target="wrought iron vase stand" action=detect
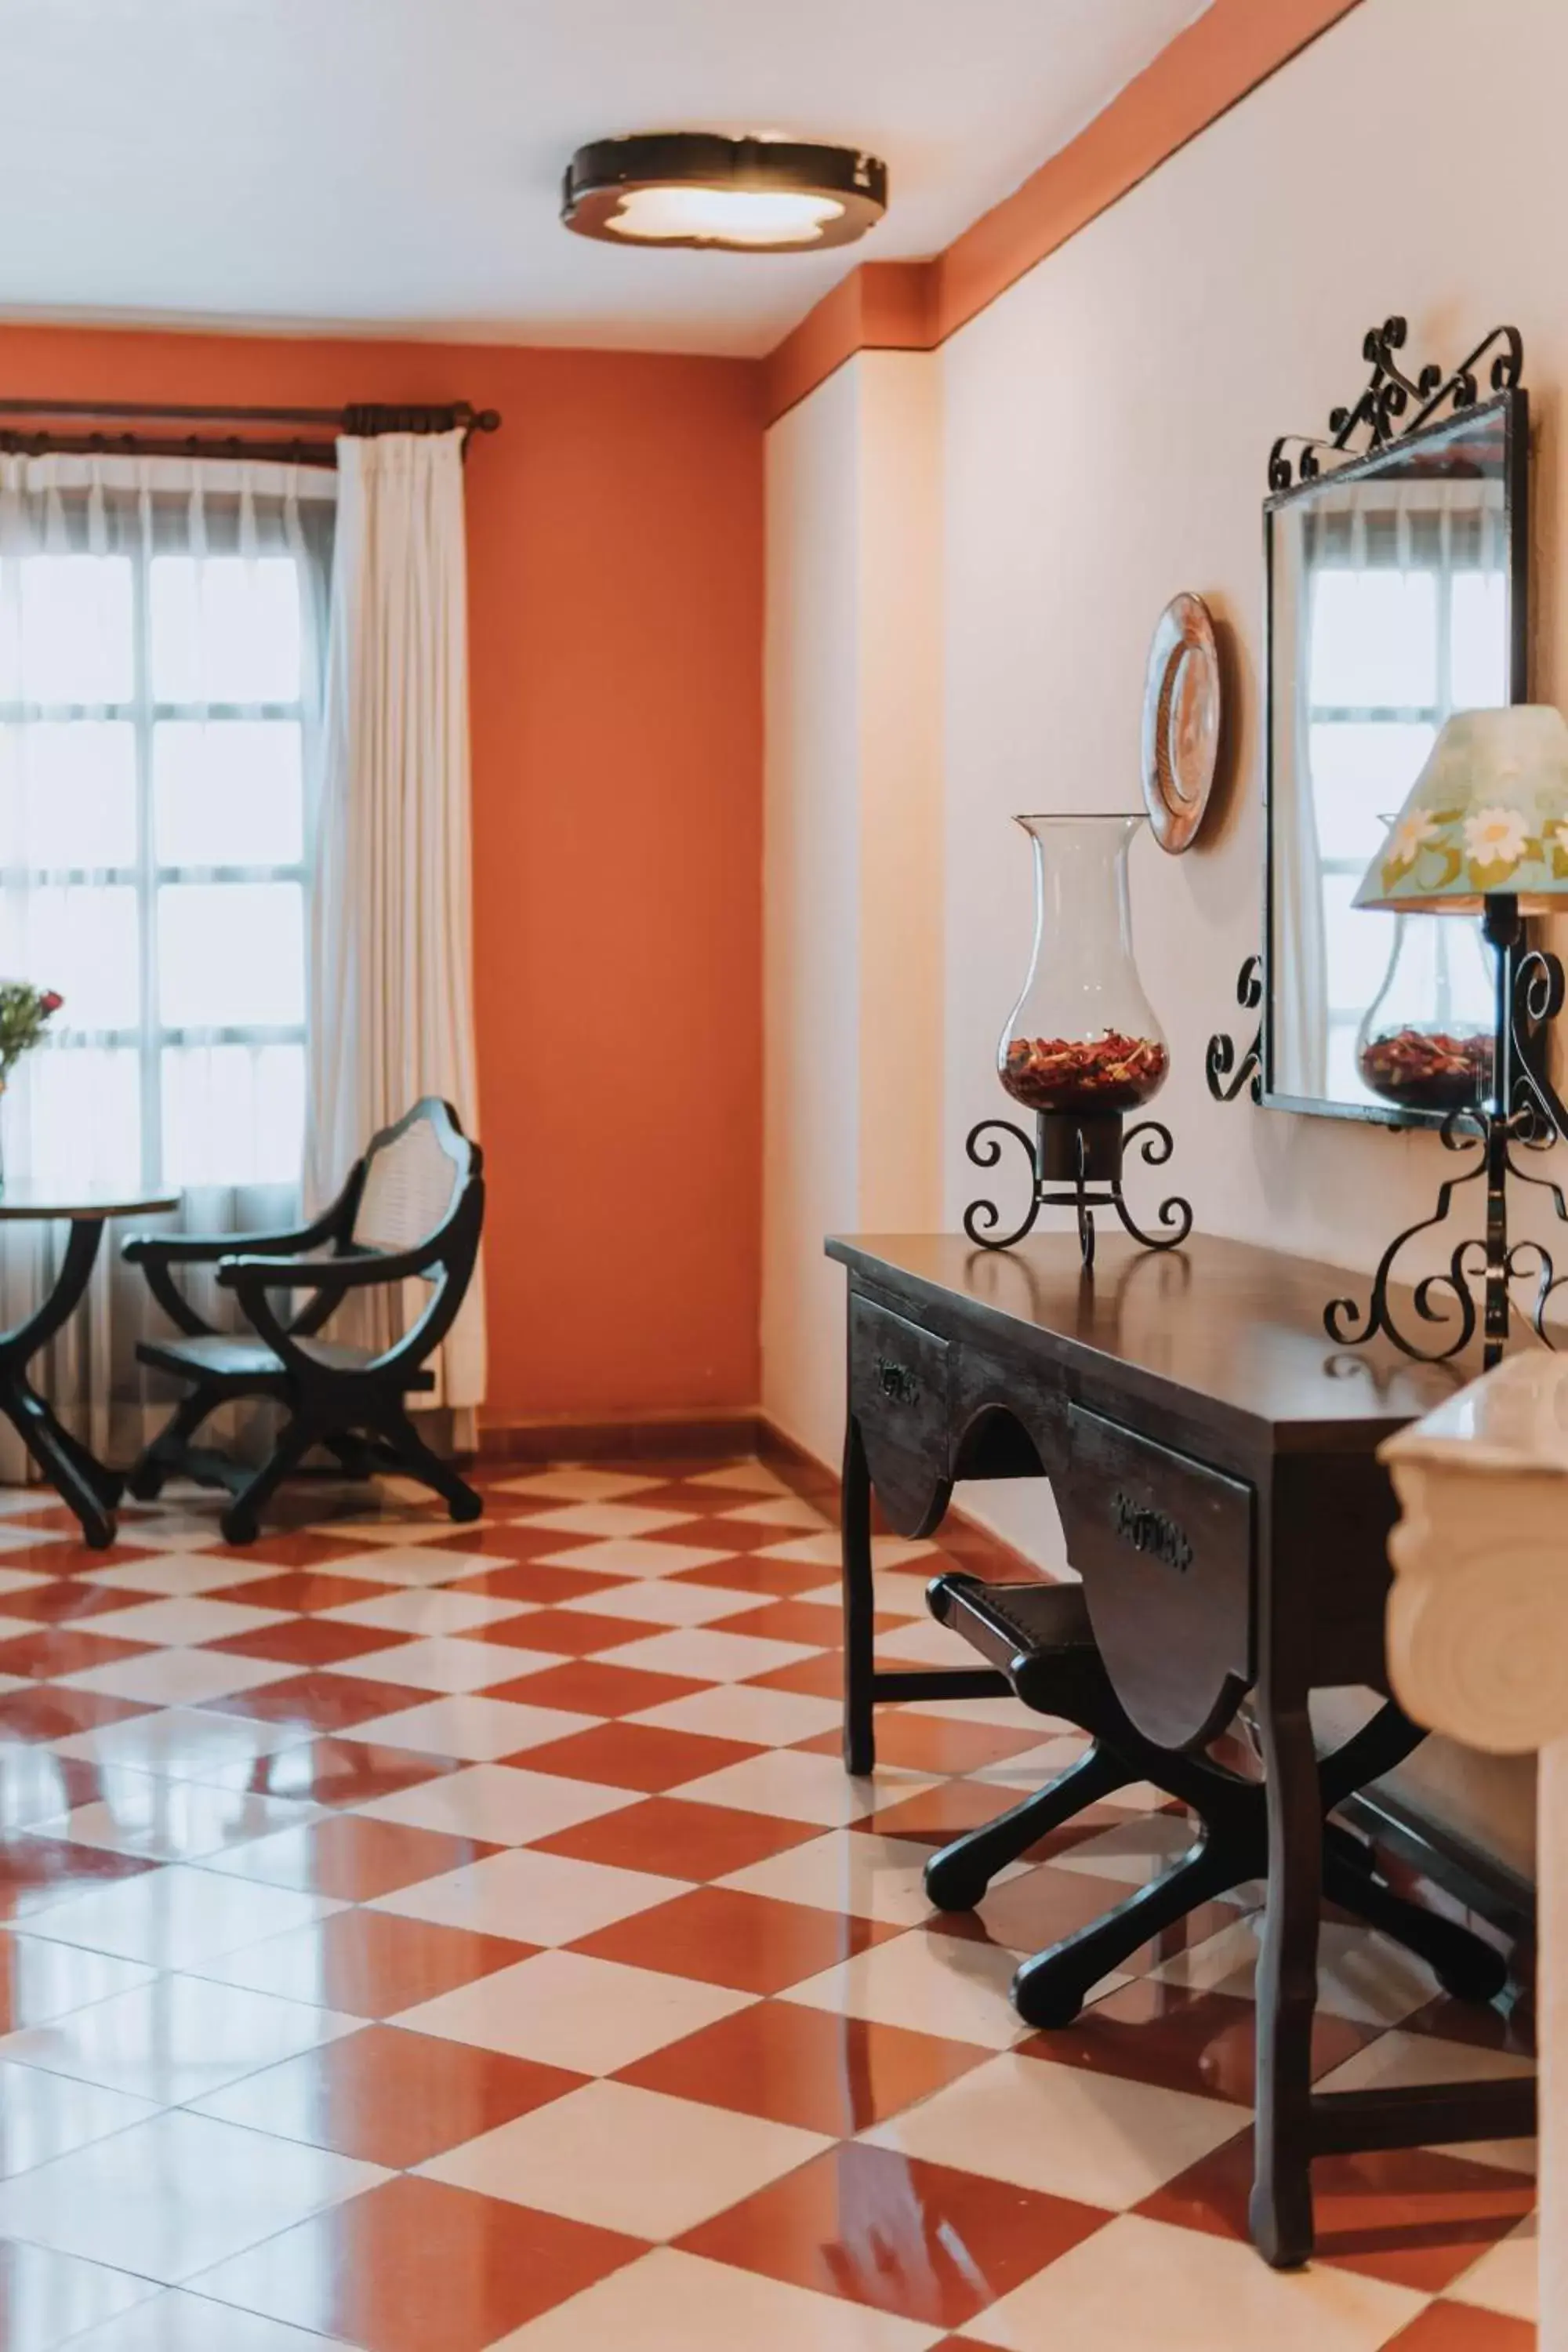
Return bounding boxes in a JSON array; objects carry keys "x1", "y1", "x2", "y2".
[{"x1": 964, "y1": 1109, "x2": 1193, "y2": 1271}]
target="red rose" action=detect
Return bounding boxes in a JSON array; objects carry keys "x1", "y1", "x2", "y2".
[{"x1": 38, "y1": 992, "x2": 63, "y2": 1014}]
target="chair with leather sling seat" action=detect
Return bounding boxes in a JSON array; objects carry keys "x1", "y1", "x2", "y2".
[
  {"x1": 122, "y1": 1098, "x2": 485, "y2": 1546},
  {"x1": 923, "y1": 1570, "x2": 1511, "y2": 2029}
]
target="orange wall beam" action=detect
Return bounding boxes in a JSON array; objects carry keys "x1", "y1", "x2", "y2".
[{"x1": 763, "y1": 0, "x2": 1366, "y2": 424}]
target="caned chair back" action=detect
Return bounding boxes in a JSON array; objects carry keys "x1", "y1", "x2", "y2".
[{"x1": 350, "y1": 1102, "x2": 471, "y2": 1263}]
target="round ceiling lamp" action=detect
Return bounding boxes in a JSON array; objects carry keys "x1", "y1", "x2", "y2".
[{"x1": 561, "y1": 133, "x2": 887, "y2": 253}]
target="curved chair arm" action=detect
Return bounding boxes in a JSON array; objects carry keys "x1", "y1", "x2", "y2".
[
  {"x1": 220, "y1": 1174, "x2": 480, "y2": 1389},
  {"x1": 122, "y1": 1208, "x2": 345, "y2": 1272},
  {"x1": 216, "y1": 1237, "x2": 445, "y2": 1291},
  {"x1": 218, "y1": 1235, "x2": 450, "y2": 1388},
  {"x1": 122, "y1": 1171, "x2": 365, "y2": 1341}
]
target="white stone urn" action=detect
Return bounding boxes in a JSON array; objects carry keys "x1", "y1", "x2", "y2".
[{"x1": 1382, "y1": 1352, "x2": 1567, "y2": 2347}]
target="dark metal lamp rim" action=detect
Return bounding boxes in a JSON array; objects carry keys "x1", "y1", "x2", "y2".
[{"x1": 561, "y1": 132, "x2": 887, "y2": 250}]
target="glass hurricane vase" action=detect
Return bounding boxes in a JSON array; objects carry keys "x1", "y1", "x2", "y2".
[{"x1": 998, "y1": 814, "x2": 1167, "y2": 1174}]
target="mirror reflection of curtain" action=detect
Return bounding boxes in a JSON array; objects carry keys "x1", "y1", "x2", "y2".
[{"x1": 1273, "y1": 501, "x2": 1328, "y2": 1096}]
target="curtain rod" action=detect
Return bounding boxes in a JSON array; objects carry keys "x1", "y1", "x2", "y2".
[{"x1": 0, "y1": 398, "x2": 501, "y2": 470}]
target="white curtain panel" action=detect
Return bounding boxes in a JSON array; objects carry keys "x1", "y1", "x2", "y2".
[
  {"x1": 0, "y1": 452, "x2": 336, "y2": 1471},
  {"x1": 307, "y1": 430, "x2": 486, "y2": 1416}
]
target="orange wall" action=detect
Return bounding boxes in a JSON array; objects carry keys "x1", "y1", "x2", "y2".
[{"x1": 0, "y1": 325, "x2": 765, "y2": 1420}]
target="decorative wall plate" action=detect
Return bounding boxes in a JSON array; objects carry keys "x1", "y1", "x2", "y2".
[{"x1": 1141, "y1": 592, "x2": 1221, "y2": 854}]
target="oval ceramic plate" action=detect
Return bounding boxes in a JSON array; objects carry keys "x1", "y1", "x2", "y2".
[{"x1": 1141, "y1": 592, "x2": 1221, "y2": 854}]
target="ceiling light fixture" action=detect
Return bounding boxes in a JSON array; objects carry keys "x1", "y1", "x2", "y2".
[{"x1": 561, "y1": 133, "x2": 887, "y2": 254}]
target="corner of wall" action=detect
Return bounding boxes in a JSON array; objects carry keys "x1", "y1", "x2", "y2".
[
  {"x1": 855, "y1": 350, "x2": 946, "y2": 1235},
  {"x1": 760, "y1": 349, "x2": 946, "y2": 1464}
]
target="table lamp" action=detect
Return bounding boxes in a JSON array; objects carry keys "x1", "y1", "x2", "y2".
[{"x1": 1330, "y1": 702, "x2": 1568, "y2": 1367}]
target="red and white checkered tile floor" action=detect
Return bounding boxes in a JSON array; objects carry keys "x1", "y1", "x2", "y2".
[{"x1": 0, "y1": 1457, "x2": 1536, "y2": 2350}]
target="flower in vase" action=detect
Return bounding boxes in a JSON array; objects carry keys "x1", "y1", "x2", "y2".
[{"x1": 0, "y1": 981, "x2": 65, "y2": 1080}]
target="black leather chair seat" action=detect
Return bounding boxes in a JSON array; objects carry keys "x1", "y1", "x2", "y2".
[{"x1": 929, "y1": 1574, "x2": 1094, "y2": 1665}]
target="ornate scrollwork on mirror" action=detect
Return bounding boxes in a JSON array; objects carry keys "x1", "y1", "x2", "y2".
[{"x1": 1266, "y1": 316, "x2": 1525, "y2": 492}]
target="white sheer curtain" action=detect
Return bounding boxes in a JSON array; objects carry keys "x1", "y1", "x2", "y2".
[
  {"x1": 307, "y1": 430, "x2": 485, "y2": 1423},
  {"x1": 0, "y1": 452, "x2": 336, "y2": 1469}
]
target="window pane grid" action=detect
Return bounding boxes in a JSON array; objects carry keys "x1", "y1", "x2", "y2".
[
  {"x1": 2, "y1": 535, "x2": 314, "y2": 1190},
  {"x1": 0, "y1": 866, "x2": 308, "y2": 884},
  {"x1": 0, "y1": 704, "x2": 304, "y2": 720}
]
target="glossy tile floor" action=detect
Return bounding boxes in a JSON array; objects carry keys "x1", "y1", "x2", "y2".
[{"x1": 0, "y1": 1457, "x2": 1536, "y2": 2350}]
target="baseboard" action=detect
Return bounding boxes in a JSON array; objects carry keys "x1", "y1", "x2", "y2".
[
  {"x1": 476, "y1": 1403, "x2": 1046, "y2": 1581},
  {"x1": 755, "y1": 1416, "x2": 1050, "y2": 1584},
  {"x1": 477, "y1": 1406, "x2": 763, "y2": 1465}
]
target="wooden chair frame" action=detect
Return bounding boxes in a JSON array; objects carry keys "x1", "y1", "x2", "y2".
[
  {"x1": 123, "y1": 1098, "x2": 485, "y2": 1544},
  {"x1": 923, "y1": 1570, "x2": 1509, "y2": 2027}
]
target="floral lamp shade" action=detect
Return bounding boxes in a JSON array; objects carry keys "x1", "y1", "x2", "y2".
[{"x1": 1353, "y1": 704, "x2": 1568, "y2": 913}]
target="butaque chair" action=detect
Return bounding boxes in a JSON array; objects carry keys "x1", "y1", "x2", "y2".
[
  {"x1": 924, "y1": 1570, "x2": 1509, "y2": 2027},
  {"x1": 122, "y1": 1098, "x2": 485, "y2": 1544}
]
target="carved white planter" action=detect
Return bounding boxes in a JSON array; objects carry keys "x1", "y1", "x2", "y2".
[{"x1": 1383, "y1": 1352, "x2": 1566, "y2": 2348}]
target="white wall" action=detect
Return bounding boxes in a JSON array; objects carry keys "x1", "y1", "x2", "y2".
[
  {"x1": 935, "y1": 0, "x2": 1568, "y2": 1562},
  {"x1": 761, "y1": 353, "x2": 943, "y2": 1465},
  {"x1": 763, "y1": 0, "x2": 1559, "y2": 1863},
  {"x1": 763, "y1": 364, "x2": 862, "y2": 1470},
  {"x1": 766, "y1": 0, "x2": 1568, "y2": 1552}
]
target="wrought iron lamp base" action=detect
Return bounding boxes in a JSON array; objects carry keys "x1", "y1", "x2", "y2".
[{"x1": 964, "y1": 1109, "x2": 1193, "y2": 1271}]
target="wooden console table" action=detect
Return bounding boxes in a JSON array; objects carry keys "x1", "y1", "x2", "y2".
[{"x1": 829, "y1": 1229, "x2": 1537, "y2": 2267}]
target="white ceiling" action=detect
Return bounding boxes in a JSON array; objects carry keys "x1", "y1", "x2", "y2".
[{"x1": 0, "y1": 0, "x2": 1210, "y2": 355}]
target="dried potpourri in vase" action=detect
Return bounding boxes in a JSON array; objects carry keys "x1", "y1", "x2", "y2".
[{"x1": 997, "y1": 815, "x2": 1170, "y2": 1126}]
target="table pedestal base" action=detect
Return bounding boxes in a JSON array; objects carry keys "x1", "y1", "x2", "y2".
[{"x1": 0, "y1": 1218, "x2": 123, "y2": 1548}]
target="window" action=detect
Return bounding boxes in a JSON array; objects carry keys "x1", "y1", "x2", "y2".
[{"x1": 0, "y1": 463, "x2": 334, "y2": 1196}]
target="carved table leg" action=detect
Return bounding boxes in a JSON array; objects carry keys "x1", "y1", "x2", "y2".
[
  {"x1": 841, "y1": 1413, "x2": 877, "y2": 1777},
  {"x1": 1250, "y1": 1660, "x2": 1323, "y2": 2268}
]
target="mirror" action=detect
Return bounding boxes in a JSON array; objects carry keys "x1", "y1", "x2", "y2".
[{"x1": 1264, "y1": 391, "x2": 1527, "y2": 1123}]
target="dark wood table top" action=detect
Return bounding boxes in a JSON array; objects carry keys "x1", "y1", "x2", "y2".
[
  {"x1": 827, "y1": 1231, "x2": 1477, "y2": 1455},
  {"x1": 0, "y1": 1189, "x2": 179, "y2": 1223}
]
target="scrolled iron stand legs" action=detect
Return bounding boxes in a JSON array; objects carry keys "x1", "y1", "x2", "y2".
[
  {"x1": 964, "y1": 1110, "x2": 1192, "y2": 1268},
  {"x1": 0, "y1": 1218, "x2": 122, "y2": 1548}
]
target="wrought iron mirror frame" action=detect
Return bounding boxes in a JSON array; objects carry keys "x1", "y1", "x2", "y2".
[{"x1": 1256, "y1": 322, "x2": 1530, "y2": 1132}]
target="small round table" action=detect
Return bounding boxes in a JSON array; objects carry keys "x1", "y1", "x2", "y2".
[{"x1": 0, "y1": 1189, "x2": 179, "y2": 1548}]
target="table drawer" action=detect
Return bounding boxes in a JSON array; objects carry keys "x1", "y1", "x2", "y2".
[
  {"x1": 849, "y1": 1296, "x2": 950, "y2": 1530},
  {"x1": 1057, "y1": 1403, "x2": 1254, "y2": 1751}
]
